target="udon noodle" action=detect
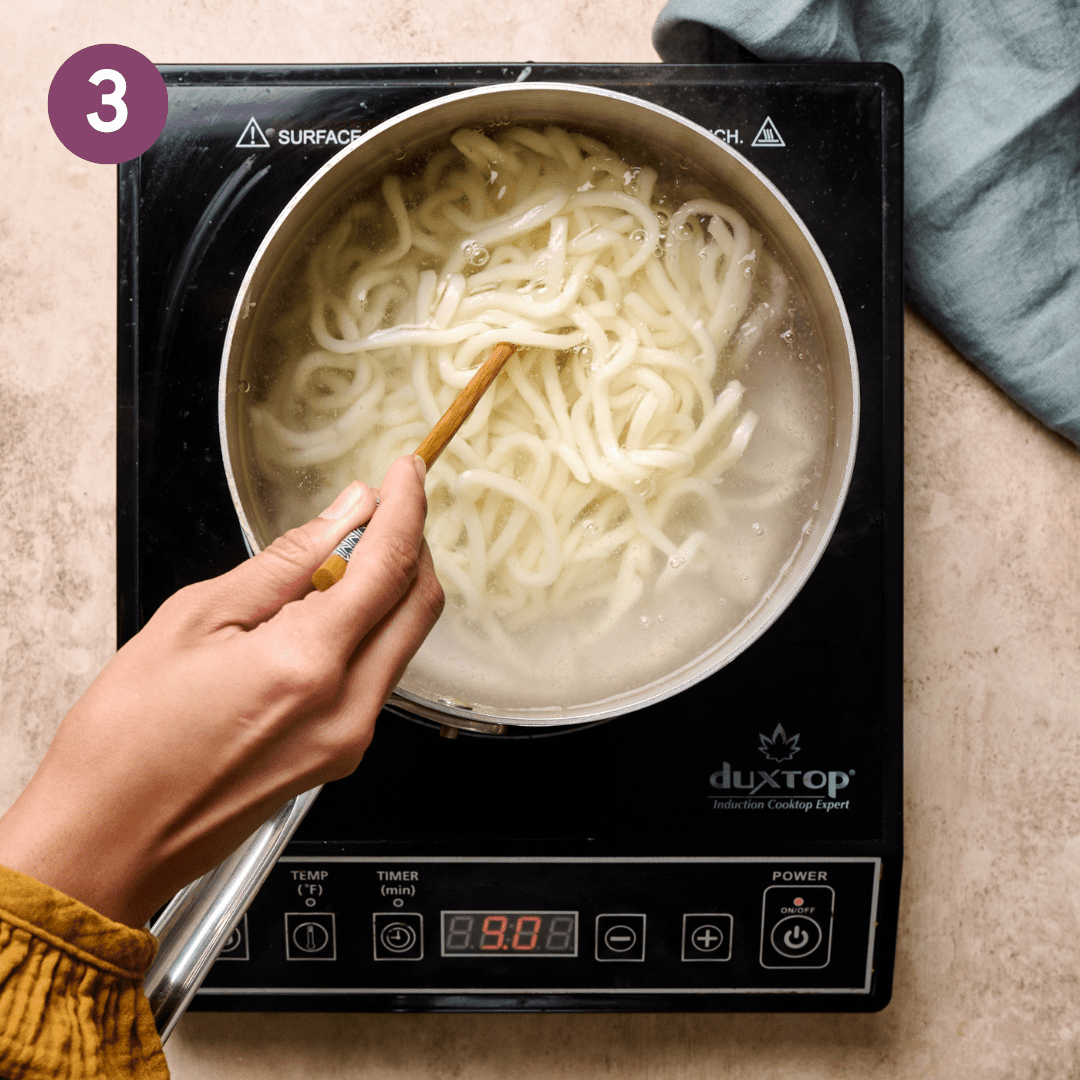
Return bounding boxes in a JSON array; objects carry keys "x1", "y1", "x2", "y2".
[{"x1": 242, "y1": 123, "x2": 827, "y2": 711}]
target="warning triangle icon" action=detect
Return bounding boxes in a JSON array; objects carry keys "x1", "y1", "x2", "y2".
[
  {"x1": 236, "y1": 117, "x2": 270, "y2": 149},
  {"x1": 751, "y1": 117, "x2": 785, "y2": 148}
]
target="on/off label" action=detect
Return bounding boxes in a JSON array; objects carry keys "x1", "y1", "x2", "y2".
[{"x1": 759, "y1": 884, "x2": 833, "y2": 969}]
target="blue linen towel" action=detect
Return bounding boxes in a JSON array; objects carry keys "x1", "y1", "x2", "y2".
[{"x1": 654, "y1": 0, "x2": 1080, "y2": 447}]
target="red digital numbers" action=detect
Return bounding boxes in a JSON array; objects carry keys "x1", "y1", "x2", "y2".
[
  {"x1": 512, "y1": 915, "x2": 541, "y2": 951},
  {"x1": 443, "y1": 911, "x2": 576, "y2": 955},
  {"x1": 479, "y1": 914, "x2": 542, "y2": 951},
  {"x1": 480, "y1": 915, "x2": 508, "y2": 950}
]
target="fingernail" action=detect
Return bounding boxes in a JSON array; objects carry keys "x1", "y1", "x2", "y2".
[
  {"x1": 412, "y1": 455, "x2": 427, "y2": 482},
  {"x1": 319, "y1": 481, "x2": 366, "y2": 520}
]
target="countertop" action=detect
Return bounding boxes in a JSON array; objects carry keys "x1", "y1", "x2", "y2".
[{"x1": 3, "y1": 3, "x2": 1079, "y2": 1077}]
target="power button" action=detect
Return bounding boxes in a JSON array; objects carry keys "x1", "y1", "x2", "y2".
[
  {"x1": 760, "y1": 885, "x2": 833, "y2": 969},
  {"x1": 771, "y1": 915, "x2": 822, "y2": 958}
]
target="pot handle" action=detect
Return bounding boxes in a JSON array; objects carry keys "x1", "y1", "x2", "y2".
[{"x1": 143, "y1": 786, "x2": 322, "y2": 1041}]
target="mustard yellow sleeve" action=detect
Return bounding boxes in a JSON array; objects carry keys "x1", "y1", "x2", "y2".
[{"x1": 0, "y1": 864, "x2": 169, "y2": 1080}]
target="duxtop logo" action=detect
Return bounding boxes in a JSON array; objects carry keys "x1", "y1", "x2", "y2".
[
  {"x1": 708, "y1": 726, "x2": 854, "y2": 812},
  {"x1": 759, "y1": 724, "x2": 801, "y2": 762}
]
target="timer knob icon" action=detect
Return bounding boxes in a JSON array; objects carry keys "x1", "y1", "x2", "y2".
[{"x1": 380, "y1": 921, "x2": 418, "y2": 953}]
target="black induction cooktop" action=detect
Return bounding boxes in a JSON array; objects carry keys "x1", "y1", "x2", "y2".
[{"x1": 118, "y1": 62, "x2": 902, "y2": 1012}]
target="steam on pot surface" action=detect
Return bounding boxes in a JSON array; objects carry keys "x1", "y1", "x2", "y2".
[{"x1": 236, "y1": 118, "x2": 832, "y2": 718}]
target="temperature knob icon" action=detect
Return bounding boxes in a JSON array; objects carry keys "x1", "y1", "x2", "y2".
[
  {"x1": 293, "y1": 921, "x2": 330, "y2": 953},
  {"x1": 284, "y1": 912, "x2": 336, "y2": 960}
]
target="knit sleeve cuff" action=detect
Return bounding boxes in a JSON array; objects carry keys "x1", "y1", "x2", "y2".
[
  {"x1": 0, "y1": 863, "x2": 158, "y2": 975},
  {"x1": 0, "y1": 863, "x2": 168, "y2": 1080}
]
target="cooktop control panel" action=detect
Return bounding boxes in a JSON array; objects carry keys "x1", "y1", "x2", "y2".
[{"x1": 195, "y1": 857, "x2": 882, "y2": 1004}]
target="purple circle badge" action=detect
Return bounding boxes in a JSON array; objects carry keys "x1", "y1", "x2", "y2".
[{"x1": 48, "y1": 44, "x2": 168, "y2": 165}]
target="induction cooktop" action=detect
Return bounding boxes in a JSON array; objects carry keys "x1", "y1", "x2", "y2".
[{"x1": 118, "y1": 62, "x2": 903, "y2": 1012}]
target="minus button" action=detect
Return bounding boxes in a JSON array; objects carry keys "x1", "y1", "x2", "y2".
[{"x1": 595, "y1": 914, "x2": 646, "y2": 961}]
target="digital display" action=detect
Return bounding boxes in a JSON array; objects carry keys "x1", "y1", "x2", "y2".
[{"x1": 441, "y1": 911, "x2": 578, "y2": 957}]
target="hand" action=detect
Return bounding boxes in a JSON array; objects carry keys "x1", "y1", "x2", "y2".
[{"x1": 0, "y1": 455, "x2": 443, "y2": 928}]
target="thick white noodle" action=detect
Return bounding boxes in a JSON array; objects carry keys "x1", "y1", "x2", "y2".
[{"x1": 249, "y1": 125, "x2": 808, "y2": 651}]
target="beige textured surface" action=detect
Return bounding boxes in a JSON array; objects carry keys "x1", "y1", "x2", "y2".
[{"x1": 4, "y1": 3, "x2": 1080, "y2": 1078}]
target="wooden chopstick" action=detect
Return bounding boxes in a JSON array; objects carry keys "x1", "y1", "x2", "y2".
[
  {"x1": 413, "y1": 341, "x2": 517, "y2": 468},
  {"x1": 311, "y1": 341, "x2": 518, "y2": 591}
]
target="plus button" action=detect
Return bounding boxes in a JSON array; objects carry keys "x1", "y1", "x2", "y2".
[
  {"x1": 683, "y1": 915, "x2": 732, "y2": 960},
  {"x1": 693, "y1": 926, "x2": 721, "y2": 950}
]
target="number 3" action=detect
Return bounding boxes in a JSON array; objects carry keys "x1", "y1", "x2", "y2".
[{"x1": 87, "y1": 68, "x2": 128, "y2": 133}]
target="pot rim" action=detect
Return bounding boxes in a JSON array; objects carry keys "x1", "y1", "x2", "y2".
[{"x1": 219, "y1": 81, "x2": 860, "y2": 728}]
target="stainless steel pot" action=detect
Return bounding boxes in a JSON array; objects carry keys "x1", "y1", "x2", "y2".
[{"x1": 219, "y1": 83, "x2": 860, "y2": 733}]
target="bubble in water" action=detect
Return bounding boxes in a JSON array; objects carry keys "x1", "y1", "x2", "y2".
[
  {"x1": 669, "y1": 556, "x2": 685, "y2": 569},
  {"x1": 581, "y1": 519, "x2": 599, "y2": 535},
  {"x1": 630, "y1": 228, "x2": 647, "y2": 246},
  {"x1": 751, "y1": 522, "x2": 765, "y2": 536},
  {"x1": 392, "y1": 146, "x2": 406, "y2": 160},
  {"x1": 653, "y1": 246, "x2": 664, "y2": 259},
  {"x1": 743, "y1": 265, "x2": 754, "y2": 277},
  {"x1": 675, "y1": 220, "x2": 694, "y2": 240},
  {"x1": 463, "y1": 241, "x2": 490, "y2": 267},
  {"x1": 781, "y1": 328, "x2": 794, "y2": 343},
  {"x1": 573, "y1": 343, "x2": 595, "y2": 366},
  {"x1": 656, "y1": 210, "x2": 670, "y2": 227},
  {"x1": 639, "y1": 615, "x2": 653, "y2": 628},
  {"x1": 678, "y1": 156, "x2": 692, "y2": 170},
  {"x1": 631, "y1": 476, "x2": 655, "y2": 498},
  {"x1": 237, "y1": 379, "x2": 251, "y2": 393},
  {"x1": 625, "y1": 179, "x2": 641, "y2": 196}
]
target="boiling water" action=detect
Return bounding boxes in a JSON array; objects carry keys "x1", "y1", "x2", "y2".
[{"x1": 238, "y1": 123, "x2": 831, "y2": 715}]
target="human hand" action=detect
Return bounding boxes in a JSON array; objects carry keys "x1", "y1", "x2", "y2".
[{"x1": 0, "y1": 455, "x2": 443, "y2": 928}]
